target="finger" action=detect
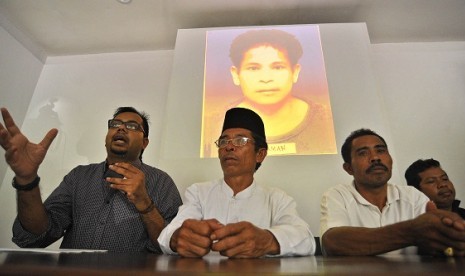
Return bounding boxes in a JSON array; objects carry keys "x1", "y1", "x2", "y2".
[
  {"x1": 0, "y1": 109, "x2": 16, "y2": 149},
  {"x1": 176, "y1": 226, "x2": 213, "y2": 257},
  {"x1": 211, "y1": 222, "x2": 244, "y2": 240},
  {"x1": 0, "y1": 128, "x2": 12, "y2": 149},
  {"x1": 440, "y1": 213, "x2": 465, "y2": 231},
  {"x1": 212, "y1": 235, "x2": 245, "y2": 256},
  {"x1": 177, "y1": 244, "x2": 210, "y2": 258},
  {"x1": 109, "y1": 163, "x2": 143, "y2": 180},
  {"x1": 183, "y1": 219, "x2": 215, "y2": 237},
  {"x1": 39, "y1": 128, "x2": 58, "y2": 151},
  {"x1": 107, "y1": 165, "x2": 127, "y2": 179},
  {"x1": 452, "y1": 219, "x2": 465, "y2": 231},
  {"x1": 113, "y1": 162, "x2": 139, "y2": 173},
  {"x1": 425, "y1": 201, "x2": 437, "y2": 212},
  {"x1": 205, "y1": 219, "x2": 224, "y2": 231},
  {"x1": 0, "y1": 108, "x2": 22, "y2": 135}
]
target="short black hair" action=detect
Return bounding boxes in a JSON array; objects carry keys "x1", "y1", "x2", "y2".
[
  {"x1": 251, "y1": 132, "x2": 268, "y2": 171},
  {"x1": 405, "y1": 158, "x2": 441, "y2": 190},
  {"x1": 341, "y1": 128, "x2": 387, "y2": 164},
  {"x1": 112, "y1": 106, "x2": 150, "y2": 160},
  {"x1": 229, "y1": 29, "x2": 303, "y2": 69}
]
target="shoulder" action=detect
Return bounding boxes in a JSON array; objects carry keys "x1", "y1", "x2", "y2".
[
  {"x1": 254, "y1": 183, "x2": 297, "y2": 206},
  {"x1": 68, "y1": 162, "x2": 104, "y2": 175},
  {"x1": 187, "y1": 179, "x2": 222, "y2": 192},
  {"x1": 323, "y1": 182, "x2": 354, "y2": 197},
  {"x1": 258, "y1": 184, "x2": 290, "y2": 197},
  {"x1": 321, "y1": 182, "x2": 360, "y2": 208},
  {"x1": 388, "y1": 183, "x2": 429, "y2": 207},
  {"x1": 388, "y1": 183, "x2": 427, "y2": 199},
  {"x1": 141, "y1": 163, "x2": 174, "y2": 180}
]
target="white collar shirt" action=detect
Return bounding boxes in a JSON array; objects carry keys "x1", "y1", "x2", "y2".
[
  {"x1": 320, "y1": 181, "x2": 429, "y2": 254},
  {"x1": 158, "y1": 178, "x2": 315, "y2": 256}
]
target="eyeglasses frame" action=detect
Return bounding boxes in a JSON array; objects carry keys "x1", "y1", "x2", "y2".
[
  {"x1": 215, "y1": 136, "x2": 255, "y2": 148},
  {"x1": 108, "y1": 119, "x2": 145, "y2": 134}
]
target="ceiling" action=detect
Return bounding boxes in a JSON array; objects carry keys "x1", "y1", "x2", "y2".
[{"x1": 1, "y1": 0, "x2": 464, "y2": 62}]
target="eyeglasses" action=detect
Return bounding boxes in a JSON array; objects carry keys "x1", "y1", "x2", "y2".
[
  {"x1": 108, "y1": 119, "x2": 145, "y2": 134},
  {"x1": 215, "y1": 137, "x2": 254, "y2": 148}
]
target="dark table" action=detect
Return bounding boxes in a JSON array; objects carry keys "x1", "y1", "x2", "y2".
[{"x1": 1, "y1": 250, "x2": 464, "y2": 275}]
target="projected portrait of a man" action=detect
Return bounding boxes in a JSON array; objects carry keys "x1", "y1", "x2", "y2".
[{"x1": 201, "y1": 26, "x2": 336, "y2": 158}]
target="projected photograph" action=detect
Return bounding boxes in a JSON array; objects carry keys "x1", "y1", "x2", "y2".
[{"x1": 201, "y1": 25, "x2": 336, "y2": 158}]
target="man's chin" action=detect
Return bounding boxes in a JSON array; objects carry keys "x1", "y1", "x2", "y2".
[{"x1": 110, "y1": 149, "x2": 128, "y2": 157}]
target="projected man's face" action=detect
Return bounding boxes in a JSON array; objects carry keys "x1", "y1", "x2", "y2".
[{"x1": 230, "y1": 46, "x2": 301, "y2": 106}]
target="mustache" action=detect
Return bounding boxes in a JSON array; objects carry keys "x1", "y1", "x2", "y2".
[
  {"x1": 366, "y1": 163, "x2": 388, "y2": 173},
  {"x1": 438, "y1": 188, "x2": 453, "y2": 196}
]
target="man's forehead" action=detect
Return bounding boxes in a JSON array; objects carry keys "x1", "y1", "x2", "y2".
[
  {"x1": 352, "y1": 135, "x2": 386, "y2": 149},
  {"x1": 115, "y1": 112, "x2": 142, "y2": 122},
  {"x1": 420, "y1": 167, "x2": 447, "y2": 179},
  {"x1": 221, "y1": 128, "x2": 252, "y2": 138},
  {"x1": 243, "y1": 46, "x2": 289, "y2": 59}
]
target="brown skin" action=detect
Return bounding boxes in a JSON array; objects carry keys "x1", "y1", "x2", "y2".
[
  {"x1": 418, "y1": 167, "x2": 456, "y2": 211},
  {"x1": 0, "y1": 108, "x2": 165, "y2": 244},
  {"x1": 170, "y1": 128, "x2": 280, "y2": 258},
  {"x1": 322, "y1": 135, "x2": 465, "y2": 256}
]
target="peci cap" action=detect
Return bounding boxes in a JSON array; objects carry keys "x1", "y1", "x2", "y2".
[{"x1": 221, "y1": 107, "x2": 266, "y2": 141}]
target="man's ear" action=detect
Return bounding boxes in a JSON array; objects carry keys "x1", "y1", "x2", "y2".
[
  {"x1": 230, "y1": 66, "x2": 241, "y2": 86},
  {"x1": 142, "y1": 138, "x2": 149, "y2": 150},
  {"x1": 292, "y1": 64, "x2": 301, "y2": 83},
  {"x1": 256, "y1": 148, "x2": 267, "y2": 163},
  {"x1": 343, "y1": 162, "x2": 353, "y2": 175}
]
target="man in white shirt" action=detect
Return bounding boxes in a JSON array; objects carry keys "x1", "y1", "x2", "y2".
[
  {"x1": 158, "y1": 107, "x2": 315, "y2": 258},
  {"x1": 320, "y1": 128, "x2": 465, "y2": 256}
]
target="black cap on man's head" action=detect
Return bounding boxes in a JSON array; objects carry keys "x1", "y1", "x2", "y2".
[{"x1": 221, "y1": 108, "x2": 266, "y2": 140}]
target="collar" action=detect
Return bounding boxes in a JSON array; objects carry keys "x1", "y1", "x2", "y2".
[
  {"x1": 104, "y1": 159, "x2": 142, "y2": 168},
  {"x1": 103, "y1": 159, "x2": 142, "y2": 174},
  {"x1": 221, "y1": 179, "x2": 257, "y2": 199},
  {"x1": 452, "y1": 199, "x2": 462, "y2": 210},
  {"x1": 350, "y1": 181, "x2": 399, "y2": 207}
]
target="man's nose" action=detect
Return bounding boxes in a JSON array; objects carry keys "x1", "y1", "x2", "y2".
[
  {"x1": 370, "y1": 153, "x2": 381, "y2": 163},
  {"x1": 225, "y1": 142, "x2": 235, "y2": 151},
  {"x1": 437, "y1": 180, "x2": 448, "y2": 188},
  {"x1": 117, "y1": 125, "x2": 127, "y2": 131}
]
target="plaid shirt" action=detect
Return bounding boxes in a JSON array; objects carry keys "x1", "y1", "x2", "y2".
[{"x1": 12, "y1": 160, "x2": 182, "y2": 253}]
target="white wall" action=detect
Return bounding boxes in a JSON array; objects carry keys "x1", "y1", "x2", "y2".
[
  {"x1": 0, "y1": 25, "x2": 44, "y2": 189},
  {"x1": 0, "y1": 50, "x2": 174, "y2": 248},
  {"x1": 160, "y1": 23, "x2": 395, "y2": 238},
  {"x1": 372, "y1": 42, "x2": 465, "y2": 203},
  {"x1": 1, "y1": 24, "x2": 464, "y2": 249}
]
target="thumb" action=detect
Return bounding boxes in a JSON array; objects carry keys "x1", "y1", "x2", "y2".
[
  {"x1": 205, "y1": 218, "x2": 224, "y2": 230},
  {"x1": 425, "y1": 200, "x2": 437, "y2": 212},
  {"x1": 39, "y1": 128, "x2": 58, "y2": 150}
]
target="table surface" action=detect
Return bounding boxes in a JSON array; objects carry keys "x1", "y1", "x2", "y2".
[{"x1": 1, "y1": 250, "x2": 464, "y2": 275}]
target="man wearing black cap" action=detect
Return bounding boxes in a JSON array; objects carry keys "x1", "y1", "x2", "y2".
[{"x1": 158, "y1": 107, "x2": 315, "y2": 258}]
